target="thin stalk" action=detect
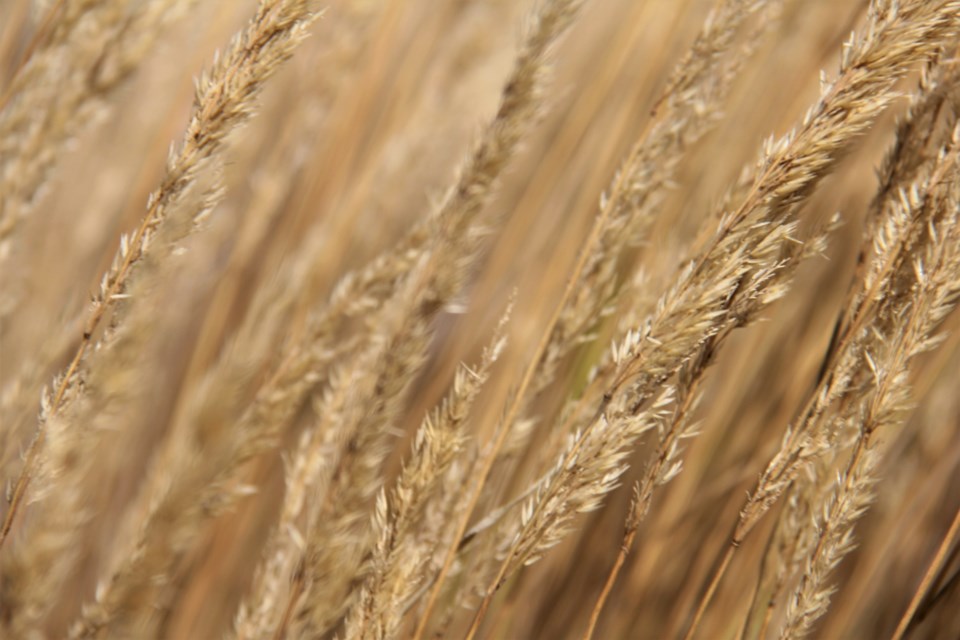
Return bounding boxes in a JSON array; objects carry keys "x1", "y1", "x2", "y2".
[
  {"x1": 1, "y1": 191, "x2": 163, "y2": 548},
  {"x1": 583, "y1": 371, "x2": 702, "y2": 640},
  {"x1": 418, "y1": 170, "x2": 629, "y2": 640},
  {"x1": 412, "y1": 54, "x2": 668, "y2": 640},
  {"x1": 890, "y1": 504, "x2": 960, "y2": 640},
  {"x1": 683, "y1": 545, "x2": 737, "y2": 640},
  {"x1": 0, "y1": 0, "x2": 66, "y2": 111}
]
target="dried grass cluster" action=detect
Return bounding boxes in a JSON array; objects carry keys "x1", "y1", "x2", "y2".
[{"x1": 1, "y1": 0, "x2": 959, "y2": 638}]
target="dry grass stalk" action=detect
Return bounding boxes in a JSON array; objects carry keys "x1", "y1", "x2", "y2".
[
  {"x1": 342, "y1": 309, "x2": 509, "y2": 640},
  {"x1": 277, "y1": 214, "x2": 508, "y2": 636},
  {"x1": 280, "y1": 285, "x2": 432, "y2": 638},
  {"x1": 417, "y1": 0, "x2": 780, "y2": 628},
  {"x1": 0, "y1": 166, "x2": 220, "y2": 637},
  {"x1": 683, "y1": 51, "x2": 960, "y2": 640},
  {"x1": 0, "y1": 0, "x2": 192, "y2": 255},
  {"x1": 780, "y1": 125, "x2": 960, "y2": 639},
  {"x1": 0, "y1": 0, "x2": 324, "y2": 554},
  {"x1": 891, "y1": 504, "x2": 960, "y2": 640},
  {"x1": 531, "y1": 0, "x2": 778, "y2": 397},
  {"x1": 0, "y1": 2, "x2": 326, "y2": 637},
  {"x1": 755, "y1": 119, "x2": 954, "y2": 640},
  {"x1": 468, "y1": 3, "x2": 960, "y2": 637},
  {"x1": 741, "y1": 58, "x2": 960, "y2": 640},
  {"x1": 398, "y1": 2, "x2": 587, "y2": 635},
  {"x1": 217, "y1": 206, "x2": 423, "y2": 632},
  {"x1": 568, "y1": 0, "x2": 794, "y2": 630},
  {"x1": 237, "y1": 1, "x2": 583, "y2": 635},
  {"x1": 0, "y1": 0, "x2": 194, "y2": 478},
  {"x1": 4, "y1": 1, "x2": 960, "y2": 638},
  {"x1": 681, "y1": 54, "x2": 960, "y2": 640},
  {"x1": 438, "y1": 0, "x2": 779, "y2": 591},
  {"x1": 425, "y1": 2, "x2": 960, "y2": 636}
]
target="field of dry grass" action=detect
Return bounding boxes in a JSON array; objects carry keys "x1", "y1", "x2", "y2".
[{"x1": 1, "y1": 1, "x2": 959, "y2": 638}]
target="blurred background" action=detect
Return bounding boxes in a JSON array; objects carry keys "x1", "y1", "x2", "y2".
[{"x1": 1, "y1": 0, "x2": 958, "y2": 637}]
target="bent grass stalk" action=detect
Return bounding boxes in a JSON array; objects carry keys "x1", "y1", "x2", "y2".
[
  {"x1": 891, "y1": 504, "x2": 960, "y2": 640},
  {"x1": 412, "y1": 0, "x2": 778, "y2": 628},
  {"x1": 0, "y1": 0, "x2": 323, "y2": 550},
  {"x1": 3, "y1": 2, "x2": 959, "y2": 638},
  {"x1": 474, "y1": 3, "x2": 960, "y2": 635},
  {"x1": 687, "y1": 127, "x2": 960, "y2": 640}
]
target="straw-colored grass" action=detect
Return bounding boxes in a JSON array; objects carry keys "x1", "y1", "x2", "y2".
[{"x1": 1, "y1": 0, "x2": 959, "y2": 638}]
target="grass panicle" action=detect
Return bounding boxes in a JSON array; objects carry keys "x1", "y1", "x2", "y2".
[{"x1": 2, "y1": 1, "x2": 959, "y2": 638}]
